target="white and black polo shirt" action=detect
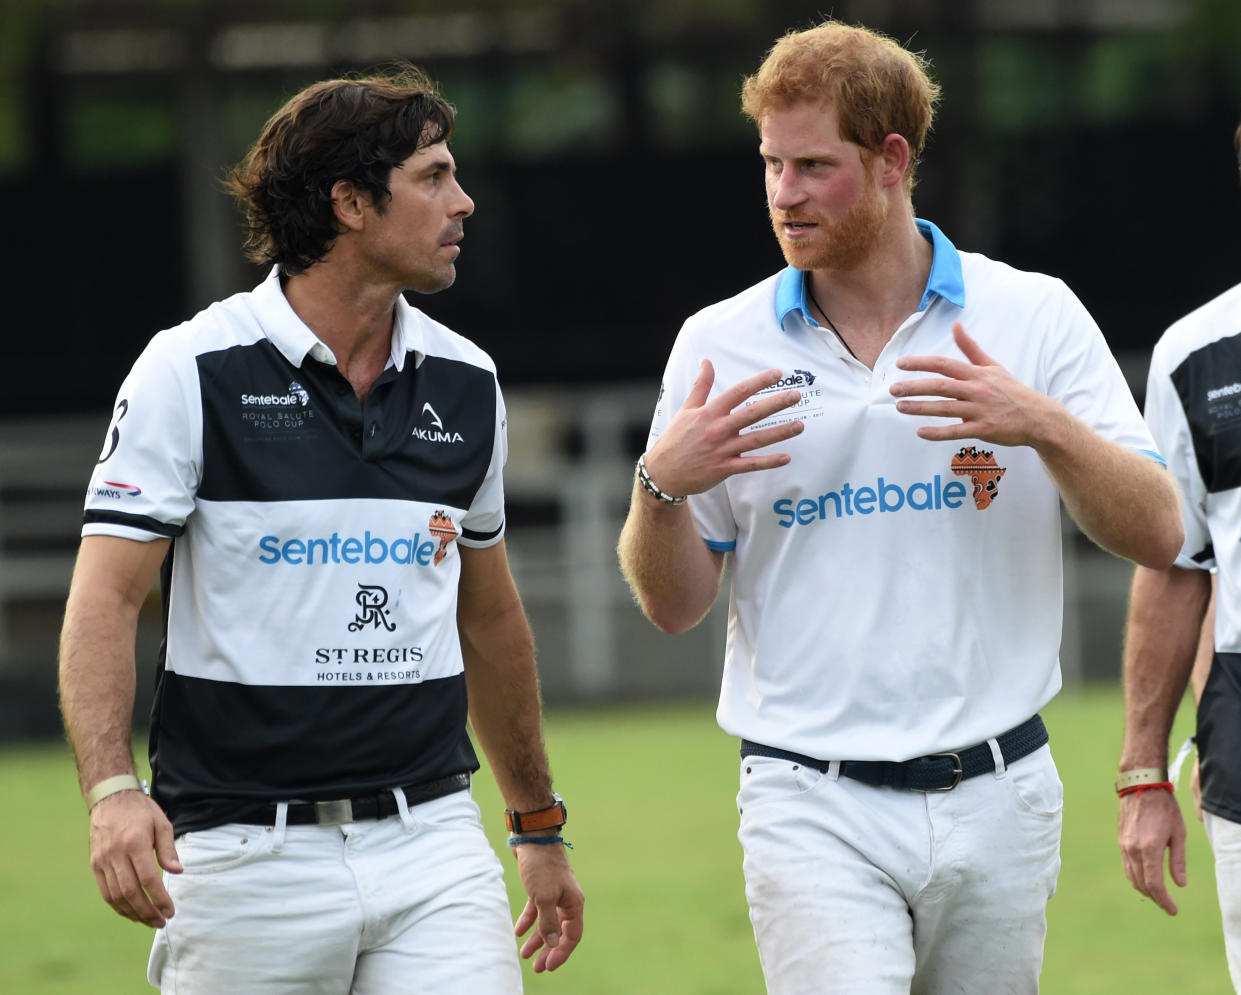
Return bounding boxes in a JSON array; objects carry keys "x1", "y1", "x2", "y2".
[
  {"x1": 82, "y1": 268, "x2": 507, "y2": 833},
  {"x1": 1145, "y1": 280, "x2": 1241, "y2": 822}
]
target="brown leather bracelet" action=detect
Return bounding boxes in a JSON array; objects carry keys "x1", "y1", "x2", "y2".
[{"x1": 504, "y1": 793, "x2": 566, "y2": 833}]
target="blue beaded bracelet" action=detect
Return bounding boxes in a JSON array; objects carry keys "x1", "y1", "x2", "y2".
[{"x1": 508, "y1": 834, "x2": 574, "y2": 849}]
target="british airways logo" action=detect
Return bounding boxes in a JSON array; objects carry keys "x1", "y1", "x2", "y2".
[
  {"x1": 412, "y1": 402, "x2": 463, "y2": 444},
  {"x1": 90, "y1": 480, "x2": 142, "y2": 499}
]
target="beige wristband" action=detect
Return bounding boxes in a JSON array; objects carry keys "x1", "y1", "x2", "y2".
[
  {"x1": 1114, "y1": 767, "x2": 1169, "y2": 794},
  {"x1": 84, "y1": 774, "x2": 145, "y2": 811}
]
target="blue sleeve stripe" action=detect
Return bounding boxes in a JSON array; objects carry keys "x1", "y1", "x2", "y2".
[
  {"x1": 1138, "y1": 448, "x2": 1168, "y2": 467},
  {"x1": 704, "y1": 538, "x2": 735, "y2": 552}
]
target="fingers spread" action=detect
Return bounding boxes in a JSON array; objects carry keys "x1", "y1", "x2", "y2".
[
  {"x1": 952, "y1": 321, "x2": 994, "y2": 365},
  {"x1": 543, "y1": 908, "x2": 584, "y2": 972},
  {"x1": 725, "y1": 389, "x2": 803, "y2": 433},
  {"x1": 514, "y1": 896, "x2": 537, "y2": 938},
  {"x1": 683, "y1": 359, "x2": 717, "y2": 409},
  {"x1": 894, "y1": 355, "x2": 971, "y2": 379},
  {"x1": 714, "y1": 368, "x2": 787, "y2": 414},
  {"x1": 890, "y1": 377, "x2": 971, "y2": 401}
]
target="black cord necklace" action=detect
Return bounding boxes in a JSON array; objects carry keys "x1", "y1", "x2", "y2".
[{"x1": 806, "y1": 282, "x2": 860, "y2": 361}]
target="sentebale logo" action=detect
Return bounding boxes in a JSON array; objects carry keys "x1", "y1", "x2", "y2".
[
  {"x1": 1207, "y1": 382, "x2": 1241, "y2": 402},
  {"x1": 241, "y1": 381, "x2": 309, "y2": 407},
  {"x1": 950, "y1": 446, "x2": 1006, "y2": 510},
  {"x1": 772, "y1": 450, "x2": 1008, "y2": 528},
  {"x1": 427, "y1": 510, "x2": 459, "y2": 565},
  {"x1": 258, "y1": 530, "x2": 439, "y2": 566}
]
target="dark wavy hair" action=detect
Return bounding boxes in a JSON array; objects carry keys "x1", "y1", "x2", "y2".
[{"x1": 227, "y1": 63, "x2": 456, "y2": 274}]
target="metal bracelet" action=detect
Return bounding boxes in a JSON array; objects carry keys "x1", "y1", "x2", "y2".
[{"x1": 636, "y1": 453, "x2": 687, "y2": 505}]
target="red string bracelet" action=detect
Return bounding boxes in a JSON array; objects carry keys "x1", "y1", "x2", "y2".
[{"x1": 1116, "y1": 781, "x2": 1174, "y2": 799}]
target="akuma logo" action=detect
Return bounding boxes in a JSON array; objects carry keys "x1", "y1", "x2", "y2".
[
  {"x1": 950, "y1": 446, "x2": 1006, "y2": 510},
  {"x1": 412, "y1": 401, "x2": 463, "y2": 443}
]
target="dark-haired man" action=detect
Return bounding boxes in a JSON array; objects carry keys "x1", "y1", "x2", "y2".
[
  {"x1": 618, "y1": 19, "x2": 1181, "y2": 993},
  {"x1": 59, "y1": 65, "x2": 583, "y2": 992},
  {"x1": 1119, "y1": 120, "x2": 1241, "y2": 992}
]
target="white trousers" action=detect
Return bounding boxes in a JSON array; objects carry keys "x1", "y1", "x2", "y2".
[
  {"x1": 1203, "y1": 810, "x2": 1241, "y2": 992},
  {"x1": 738, "y1": 743, "x2": 1063, "y2": 995},
  {"x1": 147, "y1": 787, "x2": 521, "y2": 994}
]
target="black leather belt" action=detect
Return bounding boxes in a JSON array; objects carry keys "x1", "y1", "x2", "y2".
[
  {"x1": 233, "y1": 772, "x2": 471, "y2": 826},
  {"x1": 741, "y1": 714, "x2": 1048, "y2": 792}
]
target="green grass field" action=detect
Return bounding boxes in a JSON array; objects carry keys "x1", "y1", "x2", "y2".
[{"x1": 1, "y1": 686, "x2": 1228, "y2": 994}]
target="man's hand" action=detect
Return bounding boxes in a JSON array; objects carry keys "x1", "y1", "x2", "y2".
[
  {"x1": 642, "y1": 361, "x2": 805, "y2": 497},
  {"x1": 512, "y1": 843, "x2": 584, "y2": 972},
  {"x1": 89, "y1": 790, "x2": 182, "y2": 928},
  {"x1": 891, "y1": 322, "x2": 1059, "y2": 447},
  {"x1": 1118, "y1": 788, "x2": 1188, "y2": 915}
]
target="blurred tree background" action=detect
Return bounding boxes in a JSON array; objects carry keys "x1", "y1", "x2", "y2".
[{"x1": 3, "y1": 0, "x2": 1240, "y2": 412}]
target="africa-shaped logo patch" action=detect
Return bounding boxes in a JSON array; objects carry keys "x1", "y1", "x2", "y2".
[
  {"x1": 950, "y1": 446, "x2": 1006, "y2": 510},
  {"x1": 428, "y1": 510, "x2": 460, "y2": 566}
]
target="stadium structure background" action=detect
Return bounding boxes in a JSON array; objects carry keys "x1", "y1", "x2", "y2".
[{"x1": 1, "y1": 0, "x2": 1240, "y2": 735}]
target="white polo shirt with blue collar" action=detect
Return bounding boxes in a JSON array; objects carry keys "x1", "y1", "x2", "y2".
[{"x1": 646, "y1": 220, "x2": 1161, "y2": 761}]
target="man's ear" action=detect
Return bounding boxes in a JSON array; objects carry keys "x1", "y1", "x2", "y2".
[
  {"x1": 876, "y1": 133, "x2": 911, "y2": 190},
  {"x1": 330, "y1": 179, "x2": 369, "y2": 231}
]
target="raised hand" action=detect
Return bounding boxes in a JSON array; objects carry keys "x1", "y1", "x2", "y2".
[
  {"x1": 642, "y1": 360, "x2": 805, "y2": 497},
  {"x1": 891, "y1": 322, "x2": 1058, "y2": 448}
]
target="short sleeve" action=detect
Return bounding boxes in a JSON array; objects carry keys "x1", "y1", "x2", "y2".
[
  {"x1": 646, "y1": 324, "x2": 738, "y2": 551},
  {"x1": 1145, "y1": 338, "x2": 1213, "y2": 571},
  {"x1": 1042, "y1": 280, "x2": 1161, "y2": 459},
  {"x1": 458, "y1": 375, "x2": 506, "y2": 548},
  {"x1": 82, "y1": 330, "x2": 202, "y2": 542}
]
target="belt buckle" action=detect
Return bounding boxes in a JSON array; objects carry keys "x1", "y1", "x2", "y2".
[
  {"x1": 313, "y1": 798, "x2": 354, "y2": 824},
  {"x1": 924, "y1": 752, "x2": 963, "y2": 791}
]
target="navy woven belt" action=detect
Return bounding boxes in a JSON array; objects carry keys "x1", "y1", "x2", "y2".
[
  {"x1": 741, "y1": 714, "x2": 1048, "y2": 792},
  {"x1": 233, "y1": 772, "x2": 471, "y2": 826}
]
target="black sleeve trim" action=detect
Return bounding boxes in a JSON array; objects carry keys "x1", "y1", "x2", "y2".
[
  {"x1": 1191, "y1": 544, "x2": 1215, "y2": 565},
  {"x1": 83, "y1": 510, "x2": 185, "y2": 538},
  {"x1": 461, "y1": 522, "x2": 503, "y2": 543}
]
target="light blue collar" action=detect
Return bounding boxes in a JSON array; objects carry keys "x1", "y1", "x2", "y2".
[{"x1": 774, "y1": 218, "x2": 966, "y2": 327}]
